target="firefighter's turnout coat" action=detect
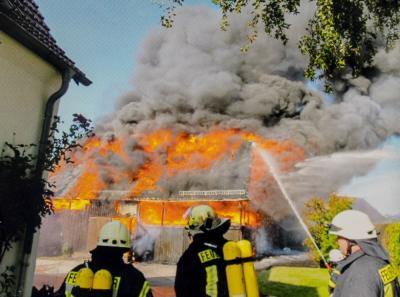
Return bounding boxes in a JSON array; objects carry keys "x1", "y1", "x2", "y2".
[
  {"x1": 58, "y1": 259, "x2": 152, "y2": 297},
  {"x1": 175, "y1": 233, "x2": 229, "y2": 297},
  {"x1": 333, "y1": 250, "x2": 400, "y2": 297}
]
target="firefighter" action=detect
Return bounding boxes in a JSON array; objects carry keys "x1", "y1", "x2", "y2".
[
  {"x1": 175, "y1": 204, "x2": 230, "y2": 297},
  {"x1": 57, "y1": 221, "x2": 153, "y2": 297},
  {"x1": 329, "y1": 210, "x2": 400, "y2": 297}
]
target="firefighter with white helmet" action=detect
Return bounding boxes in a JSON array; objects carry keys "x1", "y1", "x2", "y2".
[
  {"x1": 175, "y1": 204, "x2": 230, "y2": 297},
  {"x1": 329, "y1": 210, "x2": 400, "y2": 297},
  {"x1": 57, "y1": 221, "x2": 153, "y2": 297}
]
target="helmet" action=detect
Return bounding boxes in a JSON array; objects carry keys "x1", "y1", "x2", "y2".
[
  {"x1": 328, "y1": 249, "x2": 345, "y2": 263},
  {"x1": 185, "y1": 205, "x2": 229, "y2": 233},
  {"x1": 329, "y1": 210, "x2": 377, "y2": 240},
  {"x1": 97, "y1": 221, "x2": 131, "y2": 248}
]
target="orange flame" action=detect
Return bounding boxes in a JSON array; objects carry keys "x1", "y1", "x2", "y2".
[
  {"x1": 138, "y1": 200, "x2": 261, "y2": 227},
  {"x1": 51, "y1": 128, "x2": 305, "y2": 224},
  {"x1": 52, "y1": 199, "x2": 91, "y2": 211}
]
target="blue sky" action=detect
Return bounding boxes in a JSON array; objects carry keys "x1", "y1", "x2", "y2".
[
  {"x1": 338, "y1": 136, "x2": 400, "y2": 217},
  {"x1": 36, "y1": 0, "x2": 208, "y2": 128}
]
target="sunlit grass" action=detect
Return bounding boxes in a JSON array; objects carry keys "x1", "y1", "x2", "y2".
[{"x1": 258, "y1": 266, "x2": 330, "y2": 297}]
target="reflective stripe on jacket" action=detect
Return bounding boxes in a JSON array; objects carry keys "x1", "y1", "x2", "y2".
[{"x1": 175, "y1": 233, "x2": 229, "y2": 297}]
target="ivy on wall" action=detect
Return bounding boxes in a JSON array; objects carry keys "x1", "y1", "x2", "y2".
[{"x1": 0, "y1": 114, "x2": 93, "y2": 295}]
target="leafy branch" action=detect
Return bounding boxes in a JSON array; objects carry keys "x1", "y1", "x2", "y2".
[
  {"x1": 0, "y1": 266, "x2": 15, "y2": 297},
  {"x1": 161, "y1": 0, "x2": 400, "y2": 91},
  {"x1": 303, "y1": 194, "x2": 354, "y2": 266},
  {"x1": 0, "y1": 114, "x2": 94, "y2": 265}
]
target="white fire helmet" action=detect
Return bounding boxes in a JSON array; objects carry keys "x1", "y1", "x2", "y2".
[
  {"x1": 329, "y1": 210, "x2": 377, "y2": 240},
  {"x1": 328, "y1": 249, "x2": 345, "y2": 263},
  {"x1": 97, "y1": 221, "x2": 131, "y2": 248},
  {"x1": 184, "y1": 204, "x2": 229, "y2": 233}
]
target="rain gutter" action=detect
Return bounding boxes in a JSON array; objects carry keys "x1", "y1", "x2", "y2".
[{"x1": 16, "y1": 69, "x2": 73, "y2": 296}]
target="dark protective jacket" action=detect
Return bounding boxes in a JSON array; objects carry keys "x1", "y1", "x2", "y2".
[
  {"x1": 175, "y1": 232, "x2": 229, "y2": 297},
  {"x1": 333, "y1": 248, "x2": 400, "y2": 297},
  {"x1": 57, "y1": 247, "x2": 152, "y2": 297}
]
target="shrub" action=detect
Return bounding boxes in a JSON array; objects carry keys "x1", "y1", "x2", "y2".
[
  {"x1": 381, "y1": 222, "x2": 400, "y2": 272},
  {"x1": 303, "y1": 194, "x2": 354, "y2": 266}
]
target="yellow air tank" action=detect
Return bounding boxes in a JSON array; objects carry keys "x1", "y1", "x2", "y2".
[
  {"x1": 237, "y1": 240, "x2": 260, "y2": 297},
  {"x1": 223, "y1": 241, "x2": 247, "y2": 297},
  {"x1": 92, "y1": 269, "x2": 113, "y2": 290},
  {"x1": 75, "y1": 267, "x2": 94, "y2": 289}
]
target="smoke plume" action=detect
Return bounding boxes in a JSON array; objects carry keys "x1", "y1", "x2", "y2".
[
  {"x1": 97, "y1": 5, "x2": 400, "y2": 156},
  {"x1": 56, "y1": 4, "x2": 400, "y2": 220}
]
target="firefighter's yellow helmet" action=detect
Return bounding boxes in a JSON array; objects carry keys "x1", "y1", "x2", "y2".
[
  {"x1": 97, "y1": 221, "x2": 131, "y2": 248},
  {"x1": 185, "y1": 204, "x2": 229, "y2": 232}
]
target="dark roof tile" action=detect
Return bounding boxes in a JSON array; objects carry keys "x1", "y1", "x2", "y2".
[{"x1": 0, "y1": 0, "x2": 91, "y2": 85}]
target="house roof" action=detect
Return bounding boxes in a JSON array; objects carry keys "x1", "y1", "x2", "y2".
[{"x1": 0, "y1": 0, "x2": 91, "y2": 85}]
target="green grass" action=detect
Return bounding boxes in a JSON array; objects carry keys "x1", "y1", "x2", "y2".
[{"x1": 258, "y1": 266, "x2": 330, "y2": 297}]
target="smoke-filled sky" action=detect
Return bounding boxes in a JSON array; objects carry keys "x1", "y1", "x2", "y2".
[
  {"x1": 96, "y1": 4, "x2": 400, "y2": 154},
  {"x1": 40, "y1": 1, "x2": 400, "y2": 219}
]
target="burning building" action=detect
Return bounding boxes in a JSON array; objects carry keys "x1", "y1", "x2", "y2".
[
  {"x1": 41, "y1": 130, "x2": 306, "y2": 263},
  {"x1": 38, "y1": 4, "x2": 400, "y2": 263}
]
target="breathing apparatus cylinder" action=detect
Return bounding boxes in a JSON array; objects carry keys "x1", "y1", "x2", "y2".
[
  {"x1": 75, "y1": 267, "x2": 94, "y2": 289},
  {"x1": 71, "y1": 267, "x2": 94, "y2": 297},
  {"x1": 92, "y1": 269, "x2": 113, "y2": 297},
  {"x1": 237, "y1": 240, "x2": 260, "y2": 297},
  {"x1": 223, "y1": 241, "x2": 247, "y2": 297}
]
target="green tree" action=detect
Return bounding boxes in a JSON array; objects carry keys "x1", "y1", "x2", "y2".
[
  {"x1": 162, "y1": 0, "x2": 400, "y2": 91},
  {"x1": 303, "y1": 193, "x2": 354, "y2": 266},
  {"x1": 381, "y1": 222, "x2": 400, "y2": 273}
]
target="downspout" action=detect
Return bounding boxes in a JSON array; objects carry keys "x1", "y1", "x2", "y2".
[
  {"x1": 37, "y1": 68, "x2": 73, "y2": 172},
  {"x1": 16, "y1": 68, "x2": 73, "y2": 297}
]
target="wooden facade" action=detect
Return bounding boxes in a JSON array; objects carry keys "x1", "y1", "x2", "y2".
[{"x1": 45, "y1": 196, "x2": 254, "y2": 264}]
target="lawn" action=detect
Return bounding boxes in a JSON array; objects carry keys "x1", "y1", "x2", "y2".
[{"x1": 258, "y1": 266, "x2": 330, "y2": 297}]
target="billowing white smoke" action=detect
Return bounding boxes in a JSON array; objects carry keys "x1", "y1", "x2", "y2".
[
  {"x1": 281, "y1": 137, "x2": 400, "y2": 220},
  {"x1": 132, "y1": 224, "x2": 160, "y2": 261}
]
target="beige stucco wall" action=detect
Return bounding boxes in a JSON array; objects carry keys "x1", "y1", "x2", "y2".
[
  {"x1": 0, "y1": 31, "x2": 62, "y2": 147},
  {"x1": 0, "y1": 31, "x2": 63, "y2": 295}
]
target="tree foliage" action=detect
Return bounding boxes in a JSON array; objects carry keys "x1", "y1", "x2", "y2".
[
  {"x1": 303, "y1": 193, "x2": 354, "y2": 266},
  {"x1": 162, "y1": 0, "x2": 400, "y2": 90},
  {"x1": 0, "y1": 114, "x2": 94, "y2": 264},
  {"x1": 381, "y1": 222, "x2": 400, "y2": 272},
  {"x1": 0, "y1": 267, "x2": 15, "y2": 297}
]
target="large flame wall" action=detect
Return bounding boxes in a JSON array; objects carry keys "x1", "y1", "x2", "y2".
[
  {"x1": 138, "y1": 200, "x2": 261, "y2": 226},
  {"x1": 51, "y1": 128, "x2": 305, "y2": 207}
]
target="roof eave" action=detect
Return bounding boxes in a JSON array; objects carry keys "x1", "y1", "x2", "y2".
[{"x1": 0, "y1": 12, "x2": 92, "y2": 86}]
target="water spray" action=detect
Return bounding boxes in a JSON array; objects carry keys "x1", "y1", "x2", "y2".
[{"x1": 251, "y1": 143, "x2": 329, "y2": 267}]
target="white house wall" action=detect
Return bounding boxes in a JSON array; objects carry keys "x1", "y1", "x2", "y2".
[
  {"x1": 0, "y1": 31, "x2": 62, "y2": 295},
  {"x1": 0, "y1": 31, "x2": 62, "y2": 146}
]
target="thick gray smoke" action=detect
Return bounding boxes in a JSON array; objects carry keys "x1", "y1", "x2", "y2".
[
  {"x1": 96, "y1": 5, "x2": 400, "y2": 157},
  {"x1": 54, "y1": 3, "x2": 400, "y2": 217},
  {"x1": 47, "y1": 4, "x2": 400, "y2": 258}
]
